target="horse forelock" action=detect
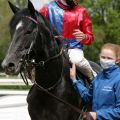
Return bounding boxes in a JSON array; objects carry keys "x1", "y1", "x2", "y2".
[{"x1": 16, "y1": 21, "x2": 23, "y2": 30}]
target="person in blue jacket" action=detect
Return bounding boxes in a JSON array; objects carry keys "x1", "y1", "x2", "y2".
[{"x1": 70, "y1": 43, "x2": 120, "y2": 120}]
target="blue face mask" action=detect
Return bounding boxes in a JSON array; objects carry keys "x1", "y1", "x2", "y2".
[{"x1": 100, "y1": 58, "x2": 116, "y2": 69}]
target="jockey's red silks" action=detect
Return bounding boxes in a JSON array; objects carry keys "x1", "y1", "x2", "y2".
[{"x1": 39, "y1": 0, "x2": 94, "y2": 49}]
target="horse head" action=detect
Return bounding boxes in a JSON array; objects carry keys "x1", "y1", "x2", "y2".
[{"x1": 2, "y1": 0, "x2": 60, "y2": 75}]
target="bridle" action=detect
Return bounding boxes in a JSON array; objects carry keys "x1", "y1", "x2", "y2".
[
  {"x1": 20, "y1": 16, "x2": 63, "y2": 88},
  {"x1": 19, "y1": 15, "x2": 84, "y2": 116}
]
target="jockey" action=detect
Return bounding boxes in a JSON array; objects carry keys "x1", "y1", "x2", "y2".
[{"x1": 39, "y1": 0, "x2": 97, "y2": 80}]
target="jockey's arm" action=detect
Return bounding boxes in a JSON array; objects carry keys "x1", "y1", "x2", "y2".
[{"x1": 80, "y1": 10, "x2": 94, "y2": 45}]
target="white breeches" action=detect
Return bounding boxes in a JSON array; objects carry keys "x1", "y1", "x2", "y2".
[{"x1": 68, "y1": 48, "x2": 97, "y2": 77}]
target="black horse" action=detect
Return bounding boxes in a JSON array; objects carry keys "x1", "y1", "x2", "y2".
[{"x1": 2, "y1": 1, "x2": 101, "y2": 120}]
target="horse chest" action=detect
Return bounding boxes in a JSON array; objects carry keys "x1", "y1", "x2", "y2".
[{"x1": 27, "y1": 85, "x2": 78, "y2": 120}]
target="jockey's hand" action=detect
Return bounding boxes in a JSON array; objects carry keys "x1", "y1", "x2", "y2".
[
  {"x1": 70, "y1": 64, "x2": 77, "y2": 81},
  {"x1": 83, "y1": 112, "x2": 97, "y2": 120},
  {"x1": 73, "y1": 29, "x2": 87, "y2": 42}
]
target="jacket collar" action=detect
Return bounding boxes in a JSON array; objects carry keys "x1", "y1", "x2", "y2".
[
  {"x1": 60, "y1": 0, "x2": 68, "y2": 6},
  {"x1": 55, "y1": 0, "x2": 78, "y2": 10},
  {"x1": 56, "y1": 0, "x2": 69, "y2": 10},
  {"x1": 102, "y1": 65, "x2": 119, "y2": 79}
]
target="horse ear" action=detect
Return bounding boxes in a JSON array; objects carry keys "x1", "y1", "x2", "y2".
[
  {"x1": 28, "y1": 0, "x2": 36, "y2": 17},
  {"x1": 8, "y1": 1, "x2": 20, "y2": 14}
]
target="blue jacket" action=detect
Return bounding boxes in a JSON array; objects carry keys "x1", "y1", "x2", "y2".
[{"x1": 73, "y1": 65, "x2": 120, "y2": 120}]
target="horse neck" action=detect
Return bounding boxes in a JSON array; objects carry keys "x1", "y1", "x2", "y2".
[
  {"x1": 34, "y1": 20, "x2": 67, "y2": 89},
  {"x1": 35, "y1": 53, "x2": 63, "y2": 89}
]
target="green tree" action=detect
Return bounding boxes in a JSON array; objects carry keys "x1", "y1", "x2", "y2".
[
  {"x1": 0, "y1": 0, "x2": 12, "y2": 61},
  {"x1": 0, "y1": 0, "x2": 27, "y2": 70},
  {"x1": 80, "y1": 0, "x2": 120, "y2": 63},
  {"x1": 12, "y1": 0, "x2": 27, "y2": 8}
]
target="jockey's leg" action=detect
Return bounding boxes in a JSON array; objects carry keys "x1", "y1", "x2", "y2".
[{"x1": 68, "y1": 48, "x2": 97, "y2": 81}]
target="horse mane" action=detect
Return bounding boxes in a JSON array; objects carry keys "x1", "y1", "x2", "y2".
[
  {"x1": 35, "y1": 11, "x2": 60, "y2": 37},
  {"x1": 35, "y1": 11, "x2": 62, "y2": 47}
]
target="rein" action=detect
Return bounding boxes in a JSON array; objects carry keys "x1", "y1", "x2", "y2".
[
  {"x1": 34, "y1": 49, "x2": 63, "y2": 67},
  {"x1": 34, "y1": 81, "x2": 84, "y2": 115},
  {"x1": 20, "y1": 15, "x2": 84, "y2": 116}
]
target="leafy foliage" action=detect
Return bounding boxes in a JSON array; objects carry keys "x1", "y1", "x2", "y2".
[
  {"x1": 80, "y1": 0, "x2": 120, "y2": 62},
  {"x1": 0, "y1": 0, "x2": 12, "y2": 62}
]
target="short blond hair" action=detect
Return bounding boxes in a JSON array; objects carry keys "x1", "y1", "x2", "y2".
[{"x1": 101, "y1": 43, "x2": 120, "y2": 58}]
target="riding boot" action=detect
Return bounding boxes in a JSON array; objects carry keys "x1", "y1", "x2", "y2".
[
  {"x1": 77, "y1": 66, "x2": 95, "y2": 83},
  {"x1": 76, "y1": 58, "x2": 97, "y2": 82}
]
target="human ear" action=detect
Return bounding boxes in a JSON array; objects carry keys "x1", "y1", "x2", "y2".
[{"x1": 116, "y1": 59, "x2": 120, "y2": 65}]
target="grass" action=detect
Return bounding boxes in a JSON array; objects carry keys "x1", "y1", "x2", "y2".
[
  {"x1": 0, "y1": 72, "x2": 32, "y2": 90},
  {"x1": 0, "y1": 75, "x2": 20, "y2": 79},
  {"x1": 0, "y1": 85, "x2": 32, "y2": 90}
]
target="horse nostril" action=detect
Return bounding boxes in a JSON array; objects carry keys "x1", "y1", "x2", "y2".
[{"x1": 8, "y1": 63, "x2": 15, "y2": 68}]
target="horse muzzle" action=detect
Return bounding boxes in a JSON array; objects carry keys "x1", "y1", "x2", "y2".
[{"x1": 2, "y1": 59, "x2": 22, "y2": 75}]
